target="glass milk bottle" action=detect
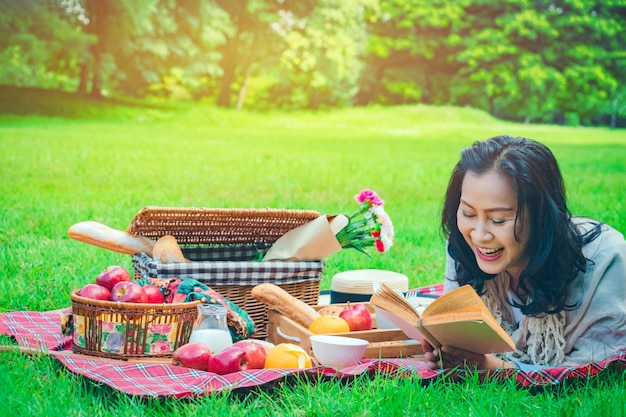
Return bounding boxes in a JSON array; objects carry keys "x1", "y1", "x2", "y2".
[{"x1": 188, "y1": 304, "x2": 233, "y2": 354}]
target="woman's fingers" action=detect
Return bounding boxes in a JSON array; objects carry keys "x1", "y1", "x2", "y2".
[
  {"x1": 440, "y1": 346, "x2": 495, "y2": 369},
  {"x1": 421, "y1": 345, "x2": 504, "y2": 370},
  {"x1": 422, "y1": 345, "x2": 442, "y2": 370}
]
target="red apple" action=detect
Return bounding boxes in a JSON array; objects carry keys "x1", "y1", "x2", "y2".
[
  {"x1": 233, "y1": 340, "x2": 267, "y2": 369},
  {"x1": 142, "y1": 284, "x2": 165, "y2": 303},
  {"x1": 172, "y1": 342, "x2": 212, "y2": 371},
  {"x1": 339, "y1": 303, "x2": 373, "y2": 331},
  {"x1": 96, "y1": 266, "x2": 131, "y2": 291},
  {"x1": 110, "y1": 281, "x2": 147, "y2": 303},
  {"x1": 78, "y1": 283, "x2": 111, "y2": 301},
  {"x1": 207, "y1": 346, "x2": 249, "y2": 375}
]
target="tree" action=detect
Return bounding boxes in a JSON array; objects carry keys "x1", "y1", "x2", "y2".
[
  {"x1": 75, "y1": 0, "x2": 229, "y2": 98},
  {"x1": 213, "y1": 0, "x2": 262, "y2": 107},
  {"x1": 0, "y1": 0, "x2": 93, "y2": 90},
  {"x1": 356, "y1": 0, "x2": 467, "y2": 105},
  {"x1": 544, "y1": 0, "x2": 625, "y2": 125},
  {"x1": 81, "y1": 0, "x2": 113, "y2": 96},
  {"x1": 211, "y1": 0, "x2": 318, "y2": 108},
  {"x1": 264, "y1": 0, "x2": 376, "y2": 109},
  {"x1": 359, "y1": 0, "x2": 624, "y2": 126},
  {"x1": 449, "y1": 0, "x2": 625, "y2": 125},
  {"x1": 1, "y1": 0, "x2": 622, "y2": 126},
  {"x1": 450, "y1": 1, "x2": 566, "y2": 122}
]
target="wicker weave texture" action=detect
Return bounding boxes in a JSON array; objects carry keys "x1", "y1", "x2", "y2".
[
  {"x1": 126, "y1": 207, "x2": 324, "y2": 339},
  {"x1": 70, "y1": 291, "x2": 200, "y2": 360},
  {"x1": 127, "y1": 206, "x2": 321, "y2": 245},
  {"x1": 211, "y1": 280, "x2": 320, "y2": 339}
]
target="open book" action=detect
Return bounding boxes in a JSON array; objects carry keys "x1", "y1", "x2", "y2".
[{"x1": 369, "y1": 284, "x2": 516, "y2": 354}]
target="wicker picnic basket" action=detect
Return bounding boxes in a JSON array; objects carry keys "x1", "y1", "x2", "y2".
[
  {"x1": 127, "y1": 206, "x2": 325, "y2": 339},
  {"x1": 70, "y1": 290, "x2": 201, "y2": 360}
]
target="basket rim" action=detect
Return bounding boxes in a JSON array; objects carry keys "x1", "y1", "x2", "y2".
[
  {"x1": 70, "y1": 290, "x2": 202, "y2": 310},
  {"x1": 125, "y1": 206, "x2": 322, "y2": 246},
  {"x1": 133, "y1": 206, "x2": 321, "y2": 216}
]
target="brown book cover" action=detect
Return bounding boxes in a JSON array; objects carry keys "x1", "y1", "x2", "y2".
[{"x1": 369, "y1": 284, "x2": 516, "y2": 354}]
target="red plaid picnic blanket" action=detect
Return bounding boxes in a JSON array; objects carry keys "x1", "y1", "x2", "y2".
[{"x1": 1, "y1": 284, "x2": 625, "y2": 398}]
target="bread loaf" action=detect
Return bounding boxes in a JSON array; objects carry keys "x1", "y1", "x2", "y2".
[
  {"x1": 152, "y1": 235, "x2": 189, "y2": 263},
  {"x1": 317, "y1": 305, "x2": 344, "y2": 317},
  {"x1": 251, "y1": 283, "x2": 321, "y2": 328},
  {"x1": 68, "y1": 221, "x2": 155, "y2": 257}
]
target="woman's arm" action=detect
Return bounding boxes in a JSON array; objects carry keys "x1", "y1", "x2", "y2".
[{"x1": 560, "y1": 225, "x2": 626, "y2": 366}]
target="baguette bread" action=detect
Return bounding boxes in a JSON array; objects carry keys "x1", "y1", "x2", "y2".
[
  {"x1": 251, "y1": 283, "x2": 321, "y2": 328},
  {"x1": 68, "y1": 221, "x2": 155, "y2": 257},
  {"x1": 152, "y1": 235, "x2": 189, "y2": 263}
]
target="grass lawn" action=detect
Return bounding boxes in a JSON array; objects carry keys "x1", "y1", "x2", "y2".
[{"x1": 1, "y1": 87, "x2": 625, "y2": 415}]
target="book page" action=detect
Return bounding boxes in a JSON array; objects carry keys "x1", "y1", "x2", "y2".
[
  {"x1": 421, "y1": 284, "x2": 485, "y2": 318},
  {"x1": 421, "y1": 319, "x2": 516, "y2": 354},
  {"x1": 369, "y1": 283, "x2": 421, "y2": 325},
  {"x1": 374, "y1": 307, "x2": 439, "y2": 349},
  {"x1": 420, "y1": 309, "x2": 486, "y2": 325}
]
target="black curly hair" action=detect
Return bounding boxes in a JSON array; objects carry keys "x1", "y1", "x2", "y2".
[{"x1": 441, "y1": 135, "x2": 600, "y2": 315}]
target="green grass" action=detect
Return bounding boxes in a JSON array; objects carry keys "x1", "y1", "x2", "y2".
[
  {"x1": 1, "y1": 89, "x2": 625, "y2": 415},
  {"x1": 1, "y1": 348, "x2": 625, "y2": 416}
]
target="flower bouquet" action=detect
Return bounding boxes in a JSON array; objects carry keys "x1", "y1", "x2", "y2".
[
  {"x1": 336, "y1": 189, "x2": 394, "y2": 255},
  {"x1": 263, "y1": 189, "x2": 394, "y2": 261}
]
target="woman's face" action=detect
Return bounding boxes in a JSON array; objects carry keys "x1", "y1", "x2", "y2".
[{"x1": 456, "y1": 169, "x2": 530, "y2": 280}]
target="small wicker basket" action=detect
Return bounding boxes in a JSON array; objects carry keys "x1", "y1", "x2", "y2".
[
  {"x1": 127, "y1": 207, "x2": 325, "y2": 339},
  {"x1": 70, "y1": 290, "x2": 200, "y2": 360}
]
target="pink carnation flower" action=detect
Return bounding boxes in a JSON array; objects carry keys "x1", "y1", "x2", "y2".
[{"x1": 355, "y1": 189, "x2": 385, "y2": 207}]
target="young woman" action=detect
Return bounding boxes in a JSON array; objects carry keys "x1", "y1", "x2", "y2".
[{"x1": 422, "y1": 135, "x2": 626, "y2": 371}]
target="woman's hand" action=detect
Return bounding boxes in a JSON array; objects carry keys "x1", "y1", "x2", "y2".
[
  {"x1": 420, "y1": 340, "x2": 515, "y2": 370},
  {"x1": 420, "y1": 339, "x2": 441, "y2": 370}
]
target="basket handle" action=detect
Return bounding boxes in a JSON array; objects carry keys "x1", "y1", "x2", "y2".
[{"x1": 275, "y1": 326, "x2": 301, "y2": 343}]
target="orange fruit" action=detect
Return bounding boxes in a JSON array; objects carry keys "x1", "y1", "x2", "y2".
[
  {"x1": 308, "y1": 315, "x2": 350, "y2": 334},
  {"x1": 265, "y1": 343, "x2": 312, "y2": 369}
]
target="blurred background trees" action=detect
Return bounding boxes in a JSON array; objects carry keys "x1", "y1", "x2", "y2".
[{"x1": 0, "y1": 0, "x2": 624, "y2": 127}]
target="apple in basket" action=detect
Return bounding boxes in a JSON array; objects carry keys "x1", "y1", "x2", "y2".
[
  {"x1": 172, "y1": 342, "x2": 212, "y2": 371},
  {"x1": 95, "y1": 266, "x2": 131, "y2": 291},
  {"x1": 110, "y1": 281, "x2": 148, "y2": 303},
  {"x1": 142, "y1": 284, "x2": 165, "y2": 303},
  {"x1": 339, "y1": 303, "x2": 373, "y2": 331},
  {"x1": 233, "y1": 340, "x2": 267, "y2": 369},
  {"x1": 78, "y1": 283, "x2": 111, "y2": 301},
  {"x1": 207, "y1": 346, "x2": 249, "y2": 375}
]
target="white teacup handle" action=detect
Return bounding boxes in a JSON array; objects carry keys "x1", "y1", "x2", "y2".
[{"x1": 275, "y1": 326, "x2": 301, "y2": 343}]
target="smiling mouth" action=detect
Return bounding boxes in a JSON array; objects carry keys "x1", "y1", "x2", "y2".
[{"x1": 476, "y1": 246, "x2": 503, "y2": 259}]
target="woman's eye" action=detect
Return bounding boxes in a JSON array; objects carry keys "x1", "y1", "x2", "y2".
[
  {"x1": 491, "y1": 218, "x2": 510, "y2": 225},
  {"x1": 460, "y1": 210, "x2": 475, "y2": 218}
]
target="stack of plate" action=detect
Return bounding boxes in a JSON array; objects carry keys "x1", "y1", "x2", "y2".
[{"x1": 330, "y1": 269, "x2": 409, "y2": 304}]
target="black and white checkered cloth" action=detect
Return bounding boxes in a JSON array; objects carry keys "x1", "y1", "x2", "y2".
[{"x1": 132, "y1": 244, "x2": 324, "y2": 286}]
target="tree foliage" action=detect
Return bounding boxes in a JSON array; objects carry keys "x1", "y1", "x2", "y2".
[
  {"x1": 364, "y1": 0, "x2": 625, "y2": 126},
  {"x1": 0, "y1": 0, "x2": 93, "y2": 90},
  {"x1": 0, "y1": 0, "x2": 623, "y2": 126},
  {"x1": 266, "y1": 0, "x2": 375, "y2": 108}
]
